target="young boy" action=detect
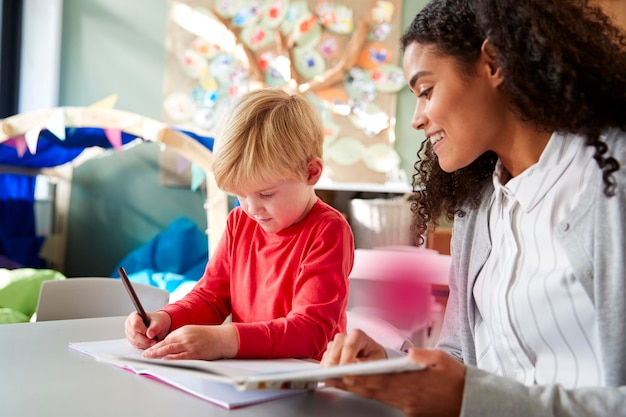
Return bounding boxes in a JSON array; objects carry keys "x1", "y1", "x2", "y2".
[{"x1": 125, "y1": 88, "x2": 354, "y2": 361}]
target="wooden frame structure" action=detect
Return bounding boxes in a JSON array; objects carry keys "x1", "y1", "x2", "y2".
[{"x1": 0, "y1": 107, "x2": 228, "y2": 271}]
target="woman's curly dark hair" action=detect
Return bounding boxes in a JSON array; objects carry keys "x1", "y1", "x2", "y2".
[{"x1": 401, "y1": 0, "x2": 626, "y2": 244}]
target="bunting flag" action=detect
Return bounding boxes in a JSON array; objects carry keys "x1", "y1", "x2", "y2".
[
  {"x1": 0, "y1": 106, "x2": 215, "y2": 184},
  {"x1": 0, "y1": 105, "x2": 223, "y2": 261},
  {"x1": 191, "y1": 163, "x2": 206, "y2": 191},
  {"x1": 104, "y1": 128, "x2": 123, "y2": 154},
  {"x1": 89, "y1": 93, "x2": 119, "y2": 109},
  {"x1": 24, "y1": 127, "x2": 41, "y2": 155},
  {"x1": 11, "y1": 135, "x2": 28, "y2": 157},
  {"x1": 177, "y1": 154, "x2": 191, "y2": 174},
  {"x1": 45, "y1": 108, "x2": 66, "y2": 141}
]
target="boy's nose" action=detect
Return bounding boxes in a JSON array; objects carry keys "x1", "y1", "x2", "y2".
[{"x1": 246, "y1": 201, "x2": 262, "y2": 215}]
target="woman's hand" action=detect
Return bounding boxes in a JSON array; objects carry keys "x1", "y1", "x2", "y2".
[
  {"x1": 321, "y1": 329, "x2": 388, "y2": 366},
  {"x1": 142, "y1": 323, "x2": 239, "y2": 360},
  {"x1": 125, "y1": 311, "x2": 171, "y2": 349},
  {"x1": 332, "y1": 349, "x2": 465, "y2": 417},
  {"x1": 321, "y1": 330, "x2": 466, "y2": 417}
]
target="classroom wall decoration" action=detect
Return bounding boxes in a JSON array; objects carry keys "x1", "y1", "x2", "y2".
[{"x1": 161, "y1": 0, "x2": 406, "y2": 186}]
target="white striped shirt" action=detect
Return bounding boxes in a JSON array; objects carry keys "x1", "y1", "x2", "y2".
[{"x1": 473, "y1": 131, "x2": 604, "y2": 388}]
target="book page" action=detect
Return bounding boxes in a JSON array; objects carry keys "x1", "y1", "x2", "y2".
[
  {"x1": 69, "y1": 338, "x2": 424, "y2": 392},
  {"x1": 69, "y1": 338, "x2": 313, "y2": 408}
]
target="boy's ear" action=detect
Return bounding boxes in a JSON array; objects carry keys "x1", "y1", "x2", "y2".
[
  {"x1": 306, "y1": 157, "x2": 323, "y2": 185},
  {"x1": 480, "y1": 39, "x2": 503, "y2": 87}
]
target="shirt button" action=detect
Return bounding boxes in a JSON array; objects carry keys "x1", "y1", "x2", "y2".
[
  {"x1": 585, "y1": 270, "x2": 593, "y2": 278},
  {"x1": 559, "y1": 222, "x2": 570, "y2": 232}
]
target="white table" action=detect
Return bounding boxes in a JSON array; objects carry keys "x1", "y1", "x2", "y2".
[{"x1": 0, "y1": 316, "x2": 404, "y2": 417}]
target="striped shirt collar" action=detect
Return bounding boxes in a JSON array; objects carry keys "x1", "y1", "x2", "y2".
[{"x1": 492, "y1": 131, "x2": 582, "y2": 213}]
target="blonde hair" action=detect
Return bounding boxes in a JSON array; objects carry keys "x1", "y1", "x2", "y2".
[{"x1": 212, "y1": 88, "x2": 324, "y2": 193}]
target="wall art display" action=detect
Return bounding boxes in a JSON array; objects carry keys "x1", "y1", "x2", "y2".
[{"x1": 161, "y1": 0, "x2": 405, "y2": 186}]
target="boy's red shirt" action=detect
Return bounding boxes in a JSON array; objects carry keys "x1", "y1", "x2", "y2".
[{"x1": 161, "y1": 198, "x2": 354, "y2": 360}]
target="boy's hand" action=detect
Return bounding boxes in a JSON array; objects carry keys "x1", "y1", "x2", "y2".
[
  {"x1": 142, "y1": 324, "x2": 239, "y2": 360},
  {"x1": 125, "y1": 311, "x2": 170, "y2": 349}
]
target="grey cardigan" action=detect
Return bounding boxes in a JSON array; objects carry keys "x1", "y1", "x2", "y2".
[{"x1": 437, "y1": 128, "x2": 626, "y2": 417}]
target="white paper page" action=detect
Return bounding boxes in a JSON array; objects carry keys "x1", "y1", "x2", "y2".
[
  {"x1": 139, "y1": 366, "x2": 307, "y2": 408},
  {"x1": 69, "y1": 338, "x2": 313, "y2": 408},
  {"x1": 121, "y1": 355, "x2": 321, "y2": 379},
  {"x1": 70, "y1": 339, "x2": 425, "y2": 393},
  {"x1": 70, "y1": 338, "x2": 143, "y2": 359},
  {"x1": 70, "y1": 339, "x2": 320, "y2": 378},
  {"x1": 115, "y1": 346, "x2": 424, "y2": 390}
]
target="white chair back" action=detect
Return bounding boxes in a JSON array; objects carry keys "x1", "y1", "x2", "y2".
[{"x1": 35, "y1": 277, "x2": 169, "y2": 321}]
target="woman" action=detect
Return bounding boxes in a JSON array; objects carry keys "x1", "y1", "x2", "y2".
[{"x1": 321, "y1": 0, "x2": 626, "y2": 416}]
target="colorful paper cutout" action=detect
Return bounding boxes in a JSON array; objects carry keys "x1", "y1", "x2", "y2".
[
  {"x1": 232, "y1": 3, "x2": 263, "y2": 27},
  {"x1": 293, "y1": 47, "x2": 326, "y2": 79},
  {"x1": 213, "y1": 0, "x2": 239, "y2": 19},
  {"x1": 368, "y1": 22, "x2": 392, "y2": 41},
  {"x1": 240, "y1": 25, "x2": 273, "y2": 50},
  {"x1": 264, "y1": 55, "x2": 291, "y2": 88},
  {"x1": 9, "y1": 135, "x2": 28, "y2": 157},
  {"x1": 316, "y1": 33, "x2": 340, "y2": 59},
  {"x1": 177, "y1": 154, "x2": 191, "y2": 174},
  {"x1": 261, "y1": 0, "x2": 289, "y2": 28},
  {"x1": 191, "y1": 163, "x2": 206, "y2": 191},
  {"x1": 362, "y1": 142, "x2": 400, "y2": 172},
  {"x1": 90, "y1": 94, "x2": 118, "y2": 109},
  {"x1": 344, "y1": 67, "x2": 377, "y2": 102},
  {"x1": 104, "y1": 128, "x2": 123, "y2": 154},
  {"x1": 323, "y1": 120, "x2": 341, "y2": 142},
  {"x1": 164, "y1": 92, "x2": 197, "y2": 122},
  {"x1": 45, "y1": 108, "x2": 66, "y2": 141},
  {"x1": 280, "y1": 1, "x2": 310, "y2": 35},
  {"x1": 24, "y1": 127, "x2": 41, "y2": 154},
  {"x1": 326, "y1": 136, "x2": 363, "y2": 165},
  {"x1": 316, "y1": 2, "x2": 354, "y2": 34},
  {"x1": 162, "y1": 0, "x2": 406, "y2": 186},
  {"x1": 372, "y1": 64, "x2": 405, "y2": 93},
  {"x1": 372, "y1": 1, "x2": 394, "y2": 24},
  {"x1": 356, "y1": 42, "x2": 392, "y2": 69},
  {"x1": 191, "y1": 37, "x2": 221, "y2": 58},
  {"x1": 293, "y1": 14, "x2": 322, "y2": 48},
  {"x1": 181, "y1": 48, "x2": 209, "y2": 78},
  {"x1": 349, "y1": 102, "x2": 390, "y2": 136}
]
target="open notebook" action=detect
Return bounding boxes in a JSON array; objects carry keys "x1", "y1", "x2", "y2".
[{"x1": 70, "y1": 338, "x2": 424, "y2": 409}]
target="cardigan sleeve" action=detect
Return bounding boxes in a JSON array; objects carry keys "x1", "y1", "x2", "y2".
[{"x1": 461, "y1": 366, "x2": 626, "y2": 417}]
